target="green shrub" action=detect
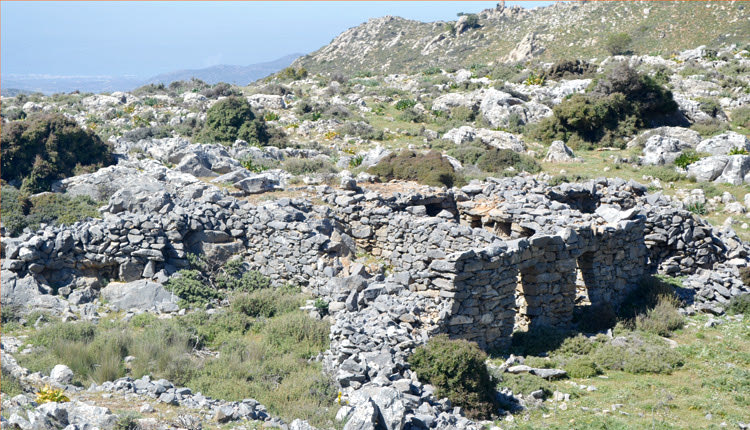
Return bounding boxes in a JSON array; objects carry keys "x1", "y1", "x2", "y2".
[
  {"x1": 604, "y1": 32, "x2": 633, "y2": 55},
  {"x1": 264, "y1": 112, "x2": 280, "y2": 121},
  {"x1": 498, "y1": 373, "x2": 553, "y2": 398},
  {"x1": 635, "y1": 296, "x2": 684, "y2": 336},
  {"x1": 423, "y1": 66, "x2": 442, "y2": 75},
  {"x1": 339, "y1": 121, "x2": 384, "y2": 140},
  {"x1": 1, "y1": 113, "x2": 113, "y2": 193},
  {"x1": 544, "y1": 59, "x2": 596, "y2": 79},
  {"x1": 447, "y1": 143, "x2": 486, "y2": 166},
  {"x1": 523, "y1": 356, "x2": 558, "y2": 369},
  {"x1": 523, "y1": 72, "x2": 545, "y2": 86},
  {"x1": 592, "y1": 340, "x2": 683, "y2": 374},
  {"x1": 1, "y1": 185, "x2": 31, "y2": 236},
  {"x1": 461, "y1": 13, "x2": 480, "y2": 29},
  {"x1": 240, "y1": 157, "x2": 272, "y2": 173},
  {"x1": 132, "y1": 82, "x2": 167, "y2": 96},
  {"x1": 529, "y1": 64, "x2": 677, "y2": 148},
  {"x1": 114, "y1": 411, "x2": 142, "y2": 430},
  {"x1": 488, "y1": 63, "x2": 526, "y2": 83},
  {"x1": 277, "y1": 67, "x2": 308, "y2": 81},
  {"x1": 214, "y1": 258, "x2": 272, "y2": 292},
  {"x1": 180, "y1": 309, "x2": 253, "y2": 347},
  {"x1": 697, "y1": 182, "x2": 721, "y2": 198},
  {"x1": 395, "y1": 99, "x2": 417, "y2": 111},
  {"x1": 697, "y1": 97, "x2": 723, "y2": 118},
  {"x1": 728, "y1": 147, "x2": 749, "y2": 155},
  {"x1": 231, "y1": 289, "x2": 303, "y2": 318},
  {"x1": 450, "y1": 106, "x2": 476, "y2": 122},
  {"x1": 200, "y1": 82, "x2": 239, "y2": 99},
  {"x1": 349, "y1": 155, "x2": 364, "y2": 168},
  {"x1": 164, "y1": 270, "x2": 222, "y2": 307},
  {"x1": 369, "y1": 150, "x2": 465, "y2": 188},
  {"x1": 313, "y1": 298, "x2": 329, "y2": 314},
  {"x1": 281, "y1": 157, "x2": 337, "y2": 176},
  {"x1": 398, "y1": 108, "x2": 425, "y2": 123},
  {"x1": 686, "y1": 202, "x2": 707, "y2": 215},
  {"x1": 476, "y1": 148, "x2": 541, "y2": 175},
  {"x1": 730, "y1": 106, "x2": 750, "y2": 129},
  {"x1": 262, "y1": 312, "x2": 330, "y2": 357},
  {"x1": 726, "y1": 293, "x2": 750, "y2": 315},
  {"x1": 409, "y1": 335, "x2": 498, "y2": 419},
  {"x1": 555, "y1": 334, "x2": 596, "y2": 356},
  {"x1": 198, "y1": 96, "x2": 268, "y2": 145},
  {"x1": 674, "y1": 150, "x2": 706, "y2": 168},
  {"x1": 1, "y1": 108, "x2": 26, "y2": 121},
  {"x1": 564, "y1": 357, "x2": 601, "y2": 379}
]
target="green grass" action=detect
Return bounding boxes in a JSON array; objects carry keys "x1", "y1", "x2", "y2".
[
  {"x1": 16, "y1": 285, "x2": 337, "y2": 427},
  {"x1": 494, "y1": 313, "x2": 750, "y2": 429},
  {"x1": 1, "y1": 368, "x2": 24, "y2": 397}
]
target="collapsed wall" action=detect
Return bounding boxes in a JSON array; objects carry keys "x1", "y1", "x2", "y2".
[
  {"x1": 1, "y1": 197, "x2": 349, "y2": 313},
  {"x1": 3, "y1": 176, "x2": 749, "y2": 345}
]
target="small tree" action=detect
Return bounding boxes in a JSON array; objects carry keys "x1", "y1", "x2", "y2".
[
  {"x1": 604, "y1": 32, "x2": 633, "y2": 56},
  {"x1": 463, "y1": 14, "x2": 480, "y2": 29},
  {"x1": 198, "y1": 96, "x2": 268, "y2": 145}
]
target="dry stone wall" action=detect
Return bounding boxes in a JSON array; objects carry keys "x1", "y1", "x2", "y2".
[{"x1": 3, "y1": 175, "x2": 749, "y2": 350}]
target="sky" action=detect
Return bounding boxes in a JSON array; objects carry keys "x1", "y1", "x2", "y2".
[{"x1": 1, "y1": 1, "x2": 552, "y2": 79}]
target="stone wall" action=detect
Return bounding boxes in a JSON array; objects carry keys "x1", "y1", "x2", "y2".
[
  {"x1": 315, "y1": 184, "x2": 649, "y2": 350},
  {"x1": 1, "y1": 197, "x2": 347, "y2": 301},
  {"x1": 3, "y1": 175, "x2": 748, "y2": 352}
]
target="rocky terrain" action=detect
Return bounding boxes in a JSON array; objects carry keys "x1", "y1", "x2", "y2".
[
  {"x1": 294, "y1": 1, "x2": 749, "y2": 75},
  {"x1": 2, "y1": 4, "x2": 750, "y2": 430}
]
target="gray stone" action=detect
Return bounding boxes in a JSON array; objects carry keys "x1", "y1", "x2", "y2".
[
  {"x1": 544, "y1": 141, "x2": 580, "y2": 163},
  {"x1": 50, "y1": 364, "x2": 74, "y2": 384},
  {"x1": 696, "y1": 132, "x2": 750, "y2": 156},
  {"x1": 343, "y1": 399, "x2": 379, "y2": 430},
  {"x1": 530, "y1": 368, "x2": 567, "y2": 380},
  {"x1": 235, "y1": 175, "x2": 277, "y2": 194},
  {"x1": 214, "y1": 405, "x2": 235, "y2": 423},
  {"x1": 100, "y1": 280, "x2": 178, "y2": 311}
]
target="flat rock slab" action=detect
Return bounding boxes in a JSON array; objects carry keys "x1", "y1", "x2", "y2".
[{"x1": 101, "y1": 280, "x2": 179, "y2": 312}]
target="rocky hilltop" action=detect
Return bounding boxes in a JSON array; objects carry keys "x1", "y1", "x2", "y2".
[
  {"x1": 2, "y1": 10, "x2": 750, "y2": 430},
  {"x1": 293, "y1": 1, "x2": 749, "y2": 75}
]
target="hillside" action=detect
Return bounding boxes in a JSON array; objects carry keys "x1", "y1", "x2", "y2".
[
  {"x1": 3, "y1": 8, "x2": 750, "y2": 430},
  {"x1": 293, "y1": 1, "x2": 750, "y2": 75}
]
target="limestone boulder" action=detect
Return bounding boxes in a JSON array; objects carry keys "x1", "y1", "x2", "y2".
[
  {"x1": 687, "y1": 156, "x2": 729, "y2": 182},
  {"x1": 100, "y1": 280, "x2": 179, "y2": 312},
  {"x1": 544, "y1": 141, "x2": 580, "y2": 163},
  {"x1": 696, "y1": 132, "x2": 750, "y2": 156},
  {"x1": 642, "y1": 135, "x2": 693, "y2": 165}
]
